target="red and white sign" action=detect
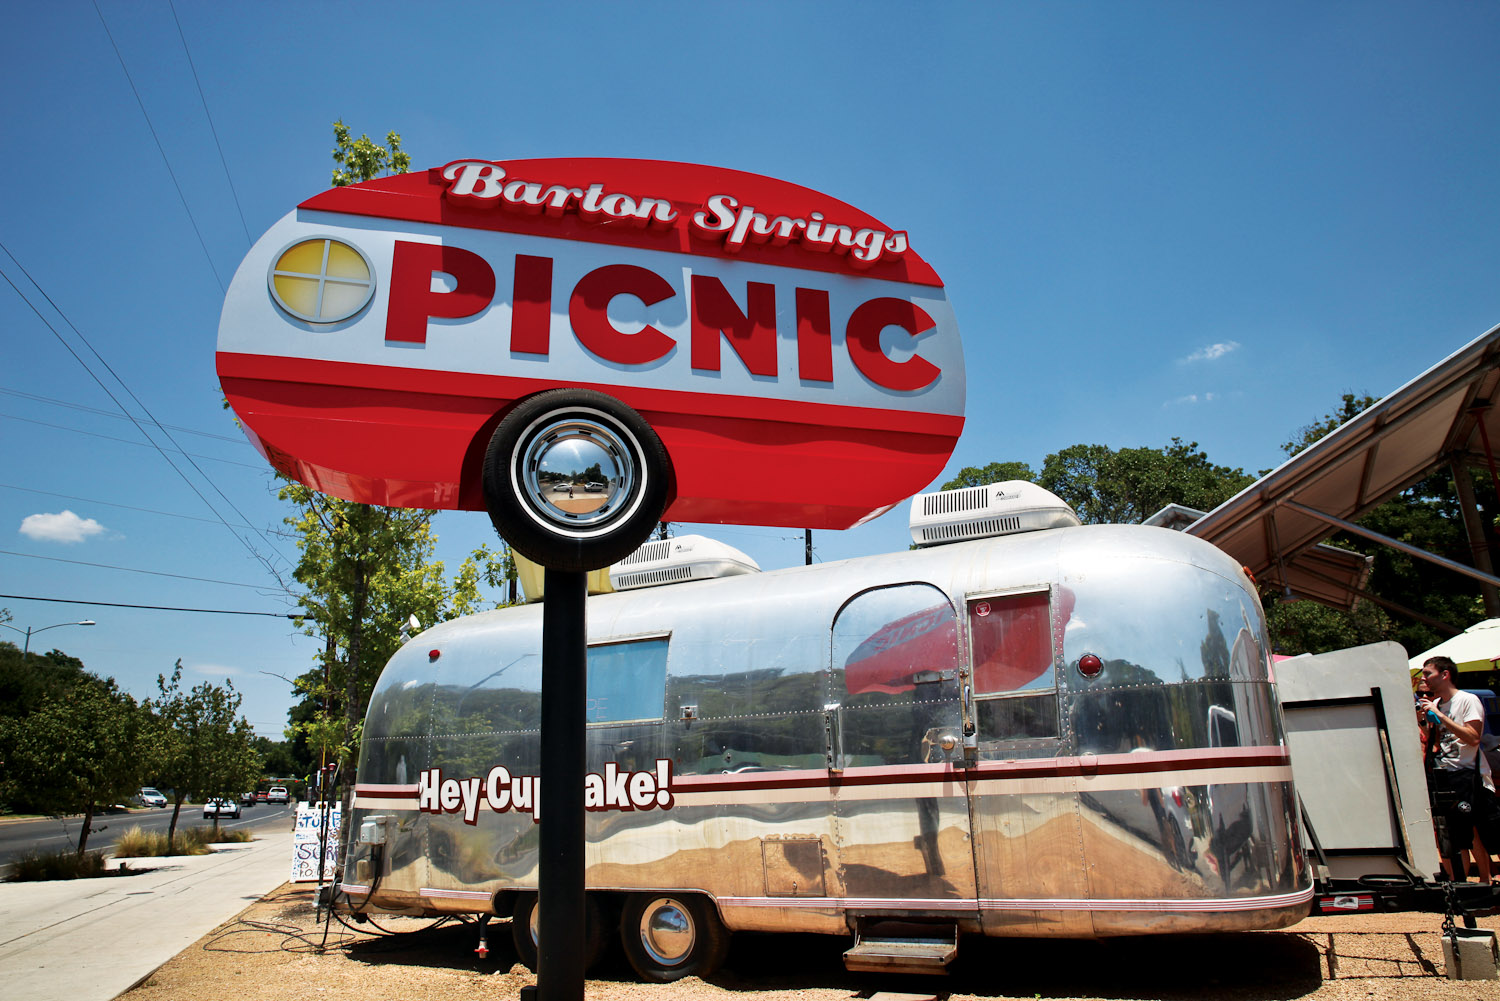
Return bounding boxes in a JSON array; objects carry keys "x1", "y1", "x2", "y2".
[{"x1": 217, "y1": 159, "x2": 966, "y2": 528}]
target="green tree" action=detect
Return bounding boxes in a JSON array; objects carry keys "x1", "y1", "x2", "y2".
[
  {"x1": 331, "y1": 120, "x2": 411, "y2": 187},
  {"x1": 0, "y1": 675, "x2": 145, "y2": 853},
  {"x1": 941, "y1": 461, "x2": 1036, "y2": 490},
  {"x1": 147, "y1": 662, "x2": 262, "y2": 849},
  {"x1": 276, "y1": 123, "x2": 518, "y2": 789},
  {"x1": 942, "y1": 441, "x2": 1252, "y2": 525}
]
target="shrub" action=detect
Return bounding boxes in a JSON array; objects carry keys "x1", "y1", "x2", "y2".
[
  {"x1": 8, "y1": 848, "x2": 115, "y2": 882},
  {"x1": 112, "y1": 826, "x2": 210, "y2": 858}
]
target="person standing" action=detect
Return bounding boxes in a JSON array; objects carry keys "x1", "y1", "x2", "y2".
[{"x1": 1420, "y1": 655, "x2": 1500, "y2": 881}]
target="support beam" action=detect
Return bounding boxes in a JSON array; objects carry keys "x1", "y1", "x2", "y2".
[
  {"x1": 1451, "y1": 462, "x2": 1500, "y2": 617},
  {"x1": 1280, "y1": 498, "x2": 1500, "y2": 590}
]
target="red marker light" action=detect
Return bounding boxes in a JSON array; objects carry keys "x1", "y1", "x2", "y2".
[
  {"x1": 429, "y1": 649, "x2": 441, "y2": 661},
  {"x1": 1078, "y1": 653, "x2": 1103, "y2": 678}
]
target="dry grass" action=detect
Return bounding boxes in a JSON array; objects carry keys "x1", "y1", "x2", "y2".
[
  {"x1": 8, "y1": 847, "x2": 115, "y2": 881},
  {"x1": 112, "y1": 824, "x2": 253, "y2": 858}
]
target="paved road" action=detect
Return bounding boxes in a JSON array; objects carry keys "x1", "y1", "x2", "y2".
[{"x1": 0, "y1": 804, "x2": 296, "y2": 869}]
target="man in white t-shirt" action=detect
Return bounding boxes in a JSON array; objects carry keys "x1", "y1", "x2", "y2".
[{"x1": 1420, "y1": 655, "x2": 1500, "y2": 878}]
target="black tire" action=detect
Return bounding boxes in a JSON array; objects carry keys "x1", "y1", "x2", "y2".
[
  {"x1": 510, "y1": 893, "x2": 608, "y2": 974},
  {"x1": 619, "y1": 893, "x2": 730, "y2": 983},
  {"x1": 482, "y1": 389, "x2": 670, "y2": 572}
]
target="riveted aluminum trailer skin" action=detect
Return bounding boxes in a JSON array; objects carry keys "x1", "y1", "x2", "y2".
[{"x1": 340, "y1": 524, "x2": 1311, "y2": 938}]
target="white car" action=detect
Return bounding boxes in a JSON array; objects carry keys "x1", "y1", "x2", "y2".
[
  {"x1": 203, "y1": 797, "x2": 241, "y2": 820},
  {"x1": 138, "y1": 787, "x2": 167, "y2": 808},
  {"x1": 266, "y1": 786, "x2": 290, "y2": 804}
]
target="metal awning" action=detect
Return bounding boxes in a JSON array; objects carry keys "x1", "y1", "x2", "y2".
[{"x1": 1187, "y1": 321, "x2": 1500, "y2": 620}]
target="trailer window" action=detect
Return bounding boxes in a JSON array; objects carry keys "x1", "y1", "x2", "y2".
[
  {"x1": 587, "y1": 637, "x2": 668, "y2": 724},
  {"x1": 833, "y1": 585, "x2": 959, "y2": 701},
  {"x1": 968, "y1": 591, "x2": 1053, "y2": 695},
  {"x1": 968, "y1": 591, "x2": 1057, "y2": 740}
]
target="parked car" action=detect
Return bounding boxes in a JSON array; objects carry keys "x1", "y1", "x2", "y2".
[
  {"x1": 240, "y1": 791, "x2": 257, "y2": 806},
  {"x1": 203, "y1": 798, "x2": 241, "y2": 820},
  {"x1": 138, "y1": 787, "x2": 167, "y2": 808},
  {"x1": 266, "y1": 786, "x2": 290, "y2": 804}
]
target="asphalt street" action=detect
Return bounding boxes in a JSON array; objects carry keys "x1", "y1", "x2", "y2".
[{"x1": 0, "y1": 803, "x2": 296, "y2": 869}]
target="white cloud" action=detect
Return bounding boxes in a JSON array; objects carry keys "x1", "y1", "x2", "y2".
[
  {"x1": 1182, "y1": 341, "x2": 1241, "y2": 363},
  {"x1": 1165, "y1": 392, "x2": 1217, "y2": 407},
  {"x1": 186, "y1": 661, "x2": 243, "y2": 677},
  {"x1": 19, "y1": 510, "x2": 106, "y2": 544}
]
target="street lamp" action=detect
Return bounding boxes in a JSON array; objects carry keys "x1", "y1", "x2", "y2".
[{"x1": 0, "y1": 619, "x2": 96, "y2": 656}]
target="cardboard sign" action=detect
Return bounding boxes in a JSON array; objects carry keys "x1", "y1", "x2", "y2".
[
  {"x1": 289, "y1": 803, "x2": 341, "y2": 883},
  {"x1": 218, "y1": 159, "x2": 965, "y2": 528}
]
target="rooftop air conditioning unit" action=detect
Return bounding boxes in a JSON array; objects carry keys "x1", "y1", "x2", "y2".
[
  {"x1": 909, "y1": 480, "x2": 1081, "y2": 548},
  {"x1": 608, "y1": 535, "x2": 761, "y2": 591}
]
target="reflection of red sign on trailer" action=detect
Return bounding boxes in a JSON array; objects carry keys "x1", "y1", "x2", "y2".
[{"x1": 217, "y1": 159, "x2": 964, "y2": 565}]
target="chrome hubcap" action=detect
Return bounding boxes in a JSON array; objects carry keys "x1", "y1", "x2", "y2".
[
  {"x1": 637, "y1": 897, "x2": 694, "y2": 966},
  {"x1": 514, "y1": 412, "x2": 640, "y2": 538}
]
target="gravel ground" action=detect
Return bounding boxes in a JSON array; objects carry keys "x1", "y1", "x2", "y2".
[{"x1": 124, "y1": 883, "x2": 1500, "y2": 1001}]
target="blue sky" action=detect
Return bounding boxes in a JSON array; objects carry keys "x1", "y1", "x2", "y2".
[{"x1": 2, "y1": 2, "x2": 1498, "y2": 738}]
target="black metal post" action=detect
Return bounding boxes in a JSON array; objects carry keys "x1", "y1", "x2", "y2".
[{"x1": 532, "y1": 567, "x2": 587, "y2": 1001}]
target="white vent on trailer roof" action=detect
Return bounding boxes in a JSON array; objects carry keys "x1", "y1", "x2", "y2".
[
  {"x1": 608, "y1": 535, "x2": 761, "y2": 591},
  {"x1": 909, "y1": 480, "x2": 1081, "y2": 547}
]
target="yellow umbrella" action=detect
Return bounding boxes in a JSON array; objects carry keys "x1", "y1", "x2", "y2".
[{"x1": 1409, "y1": 618, "x2": 1500, "y2": 680}]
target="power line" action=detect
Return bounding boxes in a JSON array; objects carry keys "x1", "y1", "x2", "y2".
[
  {"x1": 0, "y1": 413, "x2": 264, "y2": 469},
  {"x1": 0, "y1": 593, "x2": 298, "y2": 619},
  {"x1": 91, "y1": 0, "x2": 227, "y2": 292},
  {"x1": 167, "y1": 0, "x2": 252, "y2": 247},
  {"x1": 0, "y1": 482, "x2": 258, "y2": 528},
  {"x1": 0, "y1": 242, "x2": 293, "y2": 581},
  {"x1": 0, "y1": 386, "x2": 246, "y2": 443},
  {"x1": 0, "y1": 549, "x2": 298, "y2": 594}
]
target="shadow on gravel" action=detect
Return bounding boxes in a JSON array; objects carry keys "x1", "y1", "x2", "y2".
[{"x1": 342, "y1": 918, "x2": 1325, "y2": 999}]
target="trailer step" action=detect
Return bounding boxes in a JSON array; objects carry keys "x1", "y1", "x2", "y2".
[{"x1": 842, "y1": 921, "x2": 958, "y2": 975}]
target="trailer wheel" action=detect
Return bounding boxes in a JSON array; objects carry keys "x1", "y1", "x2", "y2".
[
  {"x1": 509, "y1": 893, "x2": 607, "y2": 973},
  {"x1": 482, "y1": 389, "x2": 670, "y2": 572},
  {"x1": 619, "y1": 893, "x2": 729, "y2": 983}
]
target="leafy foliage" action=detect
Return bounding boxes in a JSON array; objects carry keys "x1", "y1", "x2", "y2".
[
  {"x1": 147, "y1": 662, "x2": 261, "y2": 846},
  {"x1": 0, "y1": 674, "x2": 145, "y2": 852},
  {"x1": 944, "y1": 439, "x2": 1253, "y2": 525},
  {"x1": 275, "y1": 123, "x2": 517, "y2": 784},
  {"x1": 331, "y1": 120, "x2": 411, "y2": 188}
]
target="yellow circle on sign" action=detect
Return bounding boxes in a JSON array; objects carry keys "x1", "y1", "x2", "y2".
[{"x1": 268, "y1": 238, "x2": 375, "y2": 323}]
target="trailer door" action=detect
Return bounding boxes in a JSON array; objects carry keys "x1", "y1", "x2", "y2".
[
  {"x1": 828, "y1": 583, "x2": 975, "y2": 909},
  {"x1": 963, "y1": 588, "x2": 1092, "y2": 936}
]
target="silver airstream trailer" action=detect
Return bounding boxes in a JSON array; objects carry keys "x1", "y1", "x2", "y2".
[{"x1": 339, "y1": 481, "x2": 1310, "y2": 980}]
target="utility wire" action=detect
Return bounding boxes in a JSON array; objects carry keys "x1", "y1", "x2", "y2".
[
  {"x1": 0, "y1": 413, "x2": 264, "y2": 469},
  {"x1": 0, "y1": 593, "x2": 298, "y2": 619},
  {"x1": 0, "y1": 242, "x2": 292, "y2": 581},
  {"x1": 0, "y1": 386, "x2": 245, "y2": 443},
  {"x1": 167, "y1": 0, "x2": 252, "y2": 247},
  {"x1": 0, "y1": 482, "x2": 258, "y2": 528},
  {"x1": 1, "y1": 549, "x2": 297, "y2": 593},
  {"x1": 91, "y1": 0, "x2": 227, "y2": 292}
]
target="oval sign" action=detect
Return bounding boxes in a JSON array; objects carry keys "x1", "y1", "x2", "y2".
[{"x1": 217, "y1": 158, "x2": 966, "y2": 529}]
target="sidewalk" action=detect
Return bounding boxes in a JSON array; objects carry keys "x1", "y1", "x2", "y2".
[{"x1": 0, "y1": 829, "x2": 297, "y2": 1001}]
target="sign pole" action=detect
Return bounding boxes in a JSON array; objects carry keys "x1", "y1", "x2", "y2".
[{"x1": 529, "y1": 566, "x2": 588, "y2": 1001}]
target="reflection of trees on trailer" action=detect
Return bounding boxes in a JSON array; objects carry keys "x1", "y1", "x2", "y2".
[{"x1": 340, "y1": 483, "x2": 1310, "y2": 981}]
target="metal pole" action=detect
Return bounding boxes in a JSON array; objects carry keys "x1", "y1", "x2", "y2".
[
  {"x1": 532, "y1": 567, "x2": 587, "y2": 1001},
  {"x1": 23, "y1": 626, "x2": 31, "y2": 657},
  {"x1": 805, "y1": 529, "x2": 812, "y2": 566}
]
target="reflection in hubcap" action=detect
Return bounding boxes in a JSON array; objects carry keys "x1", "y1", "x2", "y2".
[
  {"x1": 516, "y1": 414, "x2": 636, "y2": 533},
  {"x1": 639, "y1": 898, "x2": 694, "y2": 966}
]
